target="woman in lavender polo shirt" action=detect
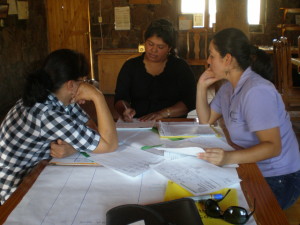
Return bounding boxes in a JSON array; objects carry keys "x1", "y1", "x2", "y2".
[{"x1": 196, "y1": 28, "x2": 300, "y2": 209}]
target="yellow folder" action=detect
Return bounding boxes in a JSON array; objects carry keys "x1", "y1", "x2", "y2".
[{"x1": 164, "y1": 181, "x2": 238, "y2": 225}]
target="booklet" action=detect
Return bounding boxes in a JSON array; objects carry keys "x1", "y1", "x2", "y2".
[{"x1": 157, "y1": 121, "x2": 219, "y2": 138}]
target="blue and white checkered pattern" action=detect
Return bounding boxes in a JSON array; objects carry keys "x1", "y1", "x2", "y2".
[{"x1": 0, "y1": 94, "x2": 100, "y2": 204}]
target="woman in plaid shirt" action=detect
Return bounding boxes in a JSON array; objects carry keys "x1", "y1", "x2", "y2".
[{"x1": 0, "y1": 49, "x2": 118, "y2": 204}]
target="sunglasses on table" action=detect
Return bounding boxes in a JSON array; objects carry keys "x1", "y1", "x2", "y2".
[{"x1": 203, "y1": 189, "x2": 255, "y2": 225}]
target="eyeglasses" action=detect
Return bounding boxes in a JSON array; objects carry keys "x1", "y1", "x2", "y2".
[
  {"x1": 76, "y1": 78, "x2": 94, "y2": 84},
  {"x1": 203, "y1": 189, "x2": 255, "y2": 224}
]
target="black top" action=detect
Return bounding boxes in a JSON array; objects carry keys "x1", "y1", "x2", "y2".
[{"x1": 114, "y1": 54, "x2": 196, "y2": 118}]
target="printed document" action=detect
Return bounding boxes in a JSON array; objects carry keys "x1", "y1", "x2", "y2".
[
  {"x1": 153, "y1": 156, "x2": 240, "y2": 195},
  {"x1": 90, "y1": 145, "x2": 164, "y2": 177}
]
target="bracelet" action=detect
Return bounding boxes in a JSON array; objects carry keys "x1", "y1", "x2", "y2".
[{"x1": 166, "y1": 108, "x2": 171, "y2": 118}]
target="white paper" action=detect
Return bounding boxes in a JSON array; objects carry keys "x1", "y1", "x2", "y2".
[
  {"x1": 179, "y1": 136, "x2": 235, "y2": 150},
  {"x1": 129, "y1": 221, "x2": 145, "y2": 225},
  {"x1": 114, "y1": 6, "x2": 130, "y2": 30},
  {"x1": 90, "y1": 145, "x2": 164, "y2": 177},
  {"x1": 5, "y1": 166, "x2": 168, "y2": 225},
  {"x1": 179, "y1": 19, "x2": 192, "y2": 30},
  {"x1": 119, "y1": 129, "x2": 168, "y2": 149},
  {"x1": 153, "y1": 157, "x2": 241, "y2": 195},
  {"x1": 156, "y1": 146, "x2": 205, "y2": 156},
  {"x1": 193, "y1": 13, "x2": 204, "y2": 27},
  {"x1": 116, "y1": 118, "x2": 155, "y2": 130},
  {"x1": 154, "y1": 136, "x2": 237, "y2": 165},
  {"x1": 8, "y1": 0, "x2": 17, "y2": 15},
  {"x1": 17, "y1": 1, "x2": 28, "y2": 20}
]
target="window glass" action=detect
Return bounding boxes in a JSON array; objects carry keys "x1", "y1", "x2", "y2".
[
  {"x1": 247, "y1": 0, "x2": 260, "y2": 24},
  {"x1": 181, "y1": 0, "x2": 216, "y2": 28}
]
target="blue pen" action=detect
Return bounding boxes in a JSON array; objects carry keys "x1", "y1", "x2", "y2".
[{"x1": 186, "y1": 193, "x2": 224, "y2": 202}]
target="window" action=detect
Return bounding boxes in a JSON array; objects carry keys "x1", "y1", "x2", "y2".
[
  {"x1": 247, "y1": 0, "x2": 261, "y2": 24},
  {"x1": 181, "y1": 0, "x2": 216, "y2": 28}
]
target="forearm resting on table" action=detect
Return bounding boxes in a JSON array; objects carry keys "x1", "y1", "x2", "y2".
[
  {"x1": 160, "y1": 101, "x2": 189, "y2": 118},
  {"x1": 199, "y1": 126, "x2": 282, "y2": 166},
  {"x1": 219, "y1": 128, "x2": 281, "y2": 165},
  {"x1": 224, "y1": 141, "x2": 281, "y2": 165}
]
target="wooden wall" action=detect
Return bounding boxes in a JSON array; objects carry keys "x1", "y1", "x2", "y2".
[
  {"x1": 0, "y1": 0, "x2": 48, "y2": 115},
  {"x1": 0, "y1": 0, "x2": 299, "y2": 116}
]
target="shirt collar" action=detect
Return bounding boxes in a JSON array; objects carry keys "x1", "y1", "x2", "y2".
[
  {"x1": 47, "y1": 94, "x2": 75, "y2": 113},
  {"x1": 233, "y1": 67, "x2": 253, "y2": 96}
]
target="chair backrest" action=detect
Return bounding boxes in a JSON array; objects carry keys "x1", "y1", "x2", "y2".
[
  {"x1": 186, "y1": 28, "x2": 208, "y2": 68},
  {"x1": 298, "y1": 35, "x2": 300, "y2": 58},
  {"x1": 280, "y1": 36, "x2": 294, "y2": 90},
  {"x1": 273, "y1": 39, "x2": 283, "y2": 93},
  {"x1": 273, "y1": 36, "x2": 300, "y2": 110}
]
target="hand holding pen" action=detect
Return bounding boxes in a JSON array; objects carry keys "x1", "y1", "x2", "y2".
[{"x1": 122, "y1": 101, "x2": 136, "y2": 122}]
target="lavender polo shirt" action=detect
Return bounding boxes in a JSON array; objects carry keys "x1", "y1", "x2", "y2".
[{"x1": 211, "y1": 67, "x2": 300, "y2": 177}]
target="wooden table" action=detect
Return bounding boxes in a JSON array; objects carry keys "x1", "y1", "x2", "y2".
[{"x1": 0, "y1": 119, "x2": 290, "y2": 225}]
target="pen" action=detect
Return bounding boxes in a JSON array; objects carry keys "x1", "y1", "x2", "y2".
[
  {"x1": 122, "y1": 100, "x2": 128, "y2": 110},
  {"x1": 186, "y1": 193, "x2": 224, "y2": 202},
  {"x1": 80, "y1": 152, "x2": 90, "y2": 158},
  {"x1": 141, "y1": 144, "x2": 163, "y2": 150},
  {"x1": 122, "y1": 101, "x2": 134, "y2": 121}
]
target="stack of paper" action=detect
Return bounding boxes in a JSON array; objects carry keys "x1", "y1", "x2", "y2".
[
  {"x1": 116, "y1": 118, "x2": 156, "y2": 130},
  {"x1": 90, "y1": 145, "x2": 164, "y2": 177}
]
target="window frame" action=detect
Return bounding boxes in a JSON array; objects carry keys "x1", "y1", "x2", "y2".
[{"x1": 179, "y1": 0, "x2": 213, "y2": 29}]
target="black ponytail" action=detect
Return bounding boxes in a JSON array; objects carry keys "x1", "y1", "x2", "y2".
[
  {"x1": 213, "y1": 28, "x2": 273, "y2": 81},
  {"x1": 249, "y1": 45, "x2": 273, "y2": 82},
  {"x1": 22, "y1": 69, "x2": 53, "y2": 107},
  {"x1": 22, "y1": 49, "x2": 89, "y2": 107}
]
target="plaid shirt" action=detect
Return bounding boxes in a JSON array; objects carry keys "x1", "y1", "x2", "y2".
[{"x1": 0, "y1": 94, "x2": 100, "y2": 204}]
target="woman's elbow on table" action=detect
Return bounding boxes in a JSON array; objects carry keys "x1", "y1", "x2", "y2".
[{"x1": 92, "y1": 138, "x2": 119, "y2": 154}]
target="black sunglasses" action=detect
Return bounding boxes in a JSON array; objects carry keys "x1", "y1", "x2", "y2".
[{"x1": 203, "y1": 189, "x2": 255, "y2": 224}]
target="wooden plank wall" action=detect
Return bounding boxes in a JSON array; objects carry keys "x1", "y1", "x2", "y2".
[{"x1": 46, "y1": 0, "x2": 90, "y2": 62}]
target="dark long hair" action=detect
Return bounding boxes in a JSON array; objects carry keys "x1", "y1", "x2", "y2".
[
  {"x1": 212, "y1": 28, "x2": 273, "y2": 81},
  {"x1": 144, "y1": 18, "x2": 177, "y2": 56},
  {"x1": 22, "y1": 49, "x2": 89, "y2": 107}
]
